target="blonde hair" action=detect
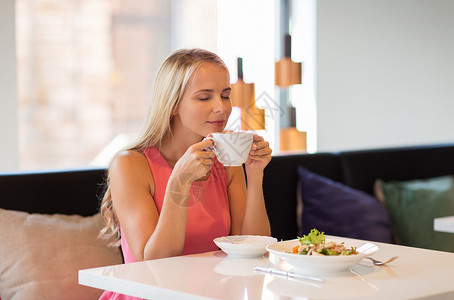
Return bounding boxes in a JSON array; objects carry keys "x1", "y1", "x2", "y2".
[{"x1": 99, "y1": 49, "x2": 228, "y2": 246}]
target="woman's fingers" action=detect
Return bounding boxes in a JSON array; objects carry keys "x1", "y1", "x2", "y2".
[
  {"x1": 250, "y1": 147, "x2": 272, "y2": 157},
  {"x1": 192, "y1": 138, "x2": 214, "y2": 151},
  {"x1": 173, "y1": 138, "x2": 216, "y2": 179},
  {"x1": 245, "y1": 134, "x2": 272, "y2": 170},
  {"x1": 199, "y1": 158, "x2": 215, "y2": 166},
  {"x1": 250, "y1": 138, "x2": 271, "y2": 156}
]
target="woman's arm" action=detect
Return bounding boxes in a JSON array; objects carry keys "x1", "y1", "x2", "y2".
[
  {"x1": 227, "y1": 135, "x2": 272, "y2": 236},
  {"x1": 109, "y1": 150, "x2": 164, "y2": 261},
  {"x1": 110, "y1": 139, "x2": 215, "y2": 261}
]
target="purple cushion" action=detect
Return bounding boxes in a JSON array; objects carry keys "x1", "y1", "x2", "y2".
[{"x1": 298, "y1": 166, "x2": 393, "y2": 243}]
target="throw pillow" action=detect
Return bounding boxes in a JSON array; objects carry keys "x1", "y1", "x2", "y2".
[
  {"x1": 0, "y1": 209, "x2": 123, "y2": 300},
  {"x1": 297, "y1": 166, "x2": 393, "y2": 243},
  {"x1": 376, "y1": 176, "x2": 454, "y2": 252}
]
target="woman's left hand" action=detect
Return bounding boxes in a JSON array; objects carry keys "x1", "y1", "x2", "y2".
[{"x1": 244, "y1": 135, "x2": 272, "y2": 172}]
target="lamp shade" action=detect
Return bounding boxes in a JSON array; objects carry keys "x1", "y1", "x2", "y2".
[{"x1": 230, "y1": 57, "x2": 265, "y2": 130}]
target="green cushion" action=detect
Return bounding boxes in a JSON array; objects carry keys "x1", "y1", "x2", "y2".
[{"x1": 378, "y1": 176, "x2": 454, "y2": 252}]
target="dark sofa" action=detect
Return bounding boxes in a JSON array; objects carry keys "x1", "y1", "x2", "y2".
[
  {"x1": 263, "y1": 143, "x2": 454, "y2": 240},
  {"x1": 2, "y1": 143, "x2": 454, "y2": 299},
  {"x1": 2, "y1": 143, "x2": 454, "y2": 241}
]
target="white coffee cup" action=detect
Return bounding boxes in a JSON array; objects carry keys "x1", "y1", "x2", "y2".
[{"x1": 206, "y1": 131, "x2": 254, "y2": 166}]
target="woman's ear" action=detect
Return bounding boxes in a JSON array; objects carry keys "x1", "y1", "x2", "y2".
[{"x1": 171, "y1": 104, "x2": 179, "y2": 116}]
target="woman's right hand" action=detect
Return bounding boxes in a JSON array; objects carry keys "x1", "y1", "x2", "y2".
[{"x1": 172, "y1": 138, "x2": 215, "y2": 185}]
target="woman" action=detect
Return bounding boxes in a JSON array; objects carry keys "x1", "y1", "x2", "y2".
[{"x1": 99, "y1": 48, "x2": 272, "y2": 299}]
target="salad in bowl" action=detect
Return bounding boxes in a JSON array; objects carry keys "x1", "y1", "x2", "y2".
[
  {"x1": 291, "y1": 229, "x2": 359, "y2": 256},
  {"x1": 266, "y1": 229, "x2": 378, "y2": 274}
]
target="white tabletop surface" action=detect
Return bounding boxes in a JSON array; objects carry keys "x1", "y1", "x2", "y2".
[
  {"x1": 434, "y1": 216, "x2": 454, "y2": 233},
  {"x1": 79, "y1": 236, "x2": 454, "y2": 300}
]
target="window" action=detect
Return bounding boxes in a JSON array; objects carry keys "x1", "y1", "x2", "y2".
[
  {"x1": 16, "y1": 0, "x2": 174, "y2": 170},
  {"x1": 14, "y1": 0, "x2": 314, "y2": 171}
]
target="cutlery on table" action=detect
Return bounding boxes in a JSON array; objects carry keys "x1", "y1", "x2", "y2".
[
  {"x1": 364, "y1": 256, "x2": 398, "y2": 266},
  {"x1": 254, "y1": 267, "x2": 324, "y2": 282}
]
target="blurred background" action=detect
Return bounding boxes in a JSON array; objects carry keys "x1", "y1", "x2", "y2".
[{"x1": 1, "y1": 0, "x2": 454, "y2": 171}]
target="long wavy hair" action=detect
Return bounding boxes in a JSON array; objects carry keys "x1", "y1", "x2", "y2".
[{"x1": 99, "y1": 49, "x2": 228, "y2": 247}]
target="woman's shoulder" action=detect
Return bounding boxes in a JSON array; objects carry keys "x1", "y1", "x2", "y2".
[
  {"x1": 110, "y1": 149, "x2": 149, "y2": 175},
  {"x1": 108, "y1": 149, "x2": 156, "y2": 206},
  {"x1": 113, "y1": 149, "x2": 146, "y2": 163}
]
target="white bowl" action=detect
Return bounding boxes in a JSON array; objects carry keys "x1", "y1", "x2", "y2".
[
  {"x1": 266, "y1": 238, "x2": 378, "y2": 275},
  {"x1": 214, "y1": 235, "x2": 278, "y2": 258}
]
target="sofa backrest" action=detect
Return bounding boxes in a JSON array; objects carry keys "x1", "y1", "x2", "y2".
[
  {"x1": 262, "y1": 152, "x2": 342, "y2": 240},
  {"x1": 340, "y1": 144, "x2": 454, "y2": 195},
  {"x1": 0, "y1": 168, "x2": 107, "y2": 216}
]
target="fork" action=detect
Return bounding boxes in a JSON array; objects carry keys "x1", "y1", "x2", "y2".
[{"x1": 364, "y1": 256, "x2": 398, "y2": 266}]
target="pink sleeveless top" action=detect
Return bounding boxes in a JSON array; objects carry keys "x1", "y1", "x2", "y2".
[{"x1": 99, "y1": 146, "x2": 231, "y2": 300}]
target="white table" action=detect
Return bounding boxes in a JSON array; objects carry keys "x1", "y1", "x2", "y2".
[
  {"x1": 434, "y1": 216, "x2": 454, "y2": 233},
  {"x1": 79, "y1": 236, "x2": 454, "y2": 299}
]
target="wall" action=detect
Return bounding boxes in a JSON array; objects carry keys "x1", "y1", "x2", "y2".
[
  {"x1": 316, "y1": 0, "x2": 454, "y2": 151},
  {"x1": 0, "y1": 0, "x2": 18, "y2": 171}
]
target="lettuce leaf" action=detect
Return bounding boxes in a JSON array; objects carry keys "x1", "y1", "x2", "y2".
[
  {"x1": 298, "y1": 229, "x2": 325, "y2": 246},
  {"x1": 320, "y1": 248, "x2": 339, "y2": 256}
]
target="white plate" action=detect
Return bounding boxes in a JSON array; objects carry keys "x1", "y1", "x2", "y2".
[
  {"x1": 266, "y1": 238, "x2": 378, "y2": 275},
  {"x1": 214, "y1": 235, "x2": 278, "y2": 258}
]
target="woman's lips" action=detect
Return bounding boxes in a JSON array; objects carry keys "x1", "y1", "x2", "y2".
[{"x1": 207, "y1": 120, "x2": 225, "y2": 127}]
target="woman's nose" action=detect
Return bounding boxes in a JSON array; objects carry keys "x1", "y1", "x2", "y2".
[{"x1": 213, "y1": 96, "x2": 230, "y2": 113}]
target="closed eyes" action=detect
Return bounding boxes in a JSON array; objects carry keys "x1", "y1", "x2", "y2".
[
  {"x1": 198, "y1": 95, "x2": 231, "y2": 101},
  {"x1": 195, "y1": 88, "x2": 231, "y2": 101}
]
